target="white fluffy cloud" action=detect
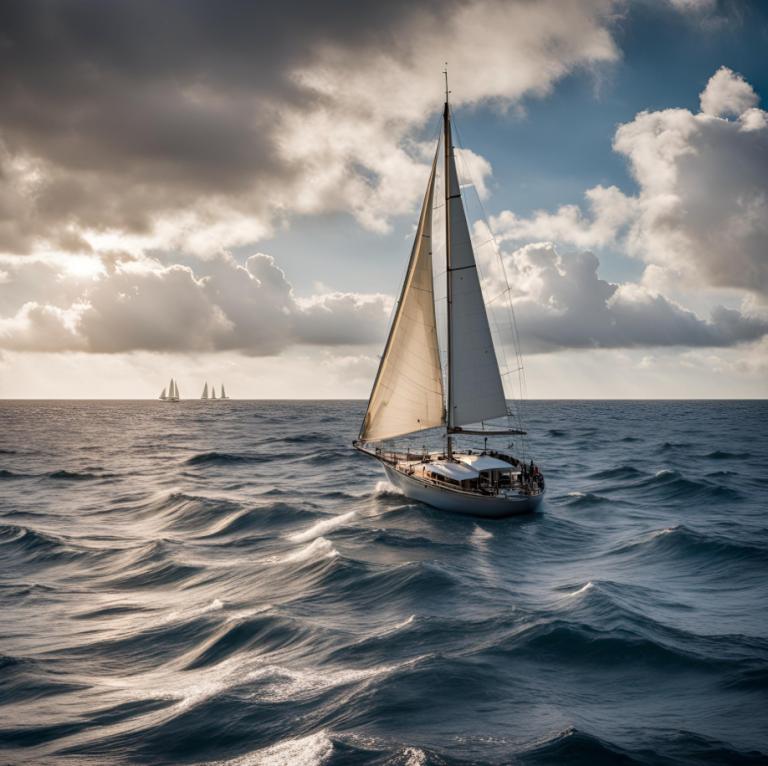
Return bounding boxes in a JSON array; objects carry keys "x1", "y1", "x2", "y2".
[
  {"x1": 700, "y1": 66, "x2": 759, "y2": 117},
  {"x1": 0, "y1": 254, "x2": 390, "y2": 354},
  {"x1": 483, "y1": 243, "x2": 767, "y2": 354},
  {"x1": 489, "y1": 66, "x2": 768, "y2": 298}
]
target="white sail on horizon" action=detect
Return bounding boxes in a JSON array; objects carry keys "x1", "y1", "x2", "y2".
[{"x1": 202, "y1": 382, "x2": 209, "y2": 400}]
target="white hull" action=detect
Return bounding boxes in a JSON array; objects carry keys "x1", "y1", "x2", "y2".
[{"x1": 381, "y1": 462, "x2": 542, "y2": 519}]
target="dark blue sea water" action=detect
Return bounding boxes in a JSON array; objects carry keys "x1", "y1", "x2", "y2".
[{"x1": 0, "y1": 400, "x2": 766, "y2": 765}]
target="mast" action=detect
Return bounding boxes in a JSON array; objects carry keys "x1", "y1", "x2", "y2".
[{"x1": 443, "y1": 70, "x2": 454, "y2": 459}]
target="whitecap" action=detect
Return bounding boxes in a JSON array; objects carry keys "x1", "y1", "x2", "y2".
[
  {"x1": 402, "y1": 746, "x2": 428, "y2": 766},
  {"x1": 281, "y1": 536, "x2": 338, "y2": 563},
  {"x1": 565, "y1": 581, "x2": 594, "y2": 598},
  {"x1": 210, "y1": 729, "x2": 334, "y2": 765},
  {"x1": 374, "y1": 480, "x2": 402, "y2": 495},
  {"x1": 288, "y1": 511, "x2": 356, "y2": 543}
]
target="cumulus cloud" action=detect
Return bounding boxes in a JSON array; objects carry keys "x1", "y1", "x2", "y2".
[
  {"x1": 700, "y1": 66, "x2": 759, "y2": 117},
  {"x1": 487, "y1": 67, "x2": 768, "y2": 297},
  {"x1": 483, "y1": 243, "x2": 768, "y2": 354},
  {"x1": 0, "y1": 254, "x2": 390, "y2": 354},
  {"x1": 0, "y1": 0, "x2": 621, "y2": 256}
]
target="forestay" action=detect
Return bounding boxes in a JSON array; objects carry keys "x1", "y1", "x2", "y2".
[{"x1": 360, "y1": 150, "x2": 445, "y2": 442}]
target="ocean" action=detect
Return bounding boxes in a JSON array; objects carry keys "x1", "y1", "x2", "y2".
[{"x1": 0, "y1": 399, "x2": 766, "y2": 765}]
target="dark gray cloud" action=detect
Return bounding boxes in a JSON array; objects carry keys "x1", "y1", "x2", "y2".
[{"x1": 0, "y1": 0, "x2": 622, "y2": 252}]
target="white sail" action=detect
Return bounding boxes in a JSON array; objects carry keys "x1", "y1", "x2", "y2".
[
  {"x1": 202, "y1": 382, "x2": 209, "y2": 399},
  {"x1": 211, "y1": 387, "x2": 217, "y2": 399},
  {"x1": 444, "y1": 113, "x2": 507, "y2": 428},
  {"x1": 175, "y1": 380, "x2": 180, "y2": 399},
  {"x1": 221, "y1": 384, "x2": 226, "y2": 399},
  {"x1": 360, "y1": 150, "x2": 444, "y2": 443},
  {"x1": 159, "y1": 387, "x2": 167, "y2": 400}
]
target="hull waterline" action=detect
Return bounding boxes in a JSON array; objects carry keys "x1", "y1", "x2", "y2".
[{"x1": 381, "y1": 462, "x2": 542, "y2": 519}]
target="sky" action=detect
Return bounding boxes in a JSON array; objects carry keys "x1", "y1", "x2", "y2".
[{"x1": 0, "y1": 0, "x2": 766, "y2": 399}]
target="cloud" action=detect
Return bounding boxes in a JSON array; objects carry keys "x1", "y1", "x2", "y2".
[
  {"x1": 0, "y1": 0, "x2": 621, "y2": 256},
  {"x1": 486, "y1": 67, "x2": 768, "y2": 297},
  {"x1": 0, "y1": 254, "x2": 390, "y2": 354},
  {"x1": 700, "y1": 66, "x2": 759, "y2": 117},
  {"x1": 485, "y1": 243, "x2": 768, "y2": 354}
]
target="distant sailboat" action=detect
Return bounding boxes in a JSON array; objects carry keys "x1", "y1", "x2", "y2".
[
  {"x1": 159, "y1": 387, "x2": 167, "y2": 400},
  {"x1": 211, "y1": 387, "x2": 217, "y2": 400},
  {"x1": 353, "y1": 82, "x2": 544, "y2": 518},
  {"x1": 201, "y1": 382, "x2": 209, "y2": 400},
  {"x1": 167, "y1": 378, "x2": 180, "y2": 402},
  {"x1": 220, "y1": 384, "x2": 229, "y2": 400}
]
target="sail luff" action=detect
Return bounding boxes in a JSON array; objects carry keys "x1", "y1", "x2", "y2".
[{"x1": 359, "y1": 145, "x2": 444, "y2": 443}]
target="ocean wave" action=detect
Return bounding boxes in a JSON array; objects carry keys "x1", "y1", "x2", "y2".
[
  {"x1": 47, "y1": 469, "x2": 103, "y2": 480},
  {"x1": 279, "y1": 536, "x2": 339, "y2": 564},
  {"x1": 184, "y1": 451, "x2": 272, "y2": 466},
  {"x1": 704, "y1": 450, "x2": 751, "y2": 460},
  {"x1": 288, "y1": 511, "x2": 357, "y2": 543},
  {"x1": 517, "y1": 726, "x2": 646, "y2": 765},
  {"x1": 210, "y1": 729, "x2": 334, "y2": 765},
  {"x1": 615, "y1": 524, "x2": 768, "y2": 563},
  {"x1": 0, "y1": 468, "x2": 27, "y2": 479},
  {"x1": 563, "y1": 491, "x2": 611, "y2": 507},
  {"x1": 587, "y1": 465, "x2": 647, "y2": 481}
]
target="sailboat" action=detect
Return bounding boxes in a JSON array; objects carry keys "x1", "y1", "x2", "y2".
[
  {"x1": 167, "y1": 378, "x2": 180, "y2": 402},
  {"x1": 354, "y1": 86, "x2": 544, "y2": 518},
  {"x1": 201, "y1": 382, "x2": 209, "y2": 400},
  {"x1": 220, "y1": 384, "x2": 229, "y2": 400},
  {"x1": 211, "y1": 387, "x2": 217, "y2": 400},
  {"x1": 159, "y1": 387, "x2": 167, "y2": 401}
]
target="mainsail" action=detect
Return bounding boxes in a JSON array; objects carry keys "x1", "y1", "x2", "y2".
[
  {"x1": 202, "y1": 382, "x2": 209, "y2": 400},
  {"x1": 443, "y1": 108, "x2": 507, "y2": 429},
  {"x1": 359, "y1": 149, "x2": 444, "y2": 443},
  {"x1": 221, "y1": 385, "x2": 226, "y2": 399}
]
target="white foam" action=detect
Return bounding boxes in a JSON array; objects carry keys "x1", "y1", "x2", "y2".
[
  {"x1": 211, "y1": 730, "x2": 334, "y2": 765},
  {"x1": 282, "y1": 536, "x2": 338, "y2": 563},
  {"x1": 377, "y1": 614, "x2": 415, "y2": 637},
  {"x1": 163, "y1": 597, "x2": 224, "y2": 623},
  {"x1": 402, "y1": 747, "x2": 428, "y2": 766},
  {"x1": 655, "y1": 469, "x2": 675, "y2": 477},
  {"x1": 375, "y1": 480, "x2": 402, "y2": 495},
  {"x1": 288, "y1": 511, "x2": 356, "y2": 543},
  {"x1": 566, "y1": 581, "x2": 594, "y2": 598},
  {"x1": 472, "y1": 525, "x2": 493, "y2": 543}
]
